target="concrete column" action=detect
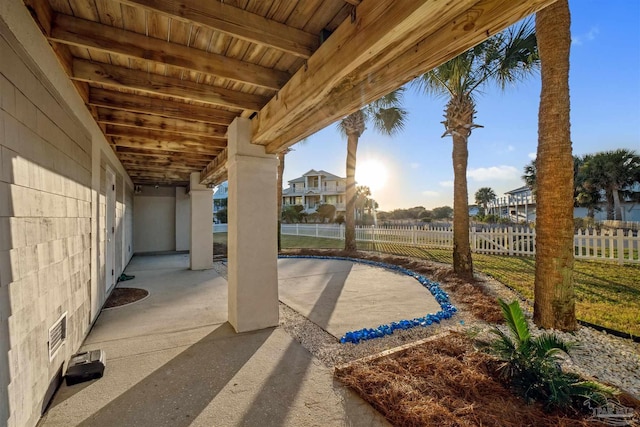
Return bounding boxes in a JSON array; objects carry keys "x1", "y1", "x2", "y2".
[
  {"x1": 189, "y1": 172, "x2": 213, "y2": 270},
  {"x1": 227, "y1": 117, "x2": 279, "y2": 332}
]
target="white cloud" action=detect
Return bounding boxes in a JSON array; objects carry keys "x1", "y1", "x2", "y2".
[
  {"x1": 586, "y1": 26, "x2": 599, "y2": 41},
  {"x1": 572, "y1": 26, "x2": 599, "y2": 46},
  {"x1": 507, "y1": 145, "x2": 515, "y2": 152},
  {"x1": 528, "y1": 152, "x2": 537, "y2": 160},
  {"x1": 439, "y1": 180, "x2": 454, "y2": 188},
  {"x1": 467, "y1": 165, "x2": 519, "y2": 182},
  {"x1": 410, "y1": 162, "x2": 420, "y2": 169},
  {"x1": 422, "y1": 190, "x2": 439, "y2": 197}
]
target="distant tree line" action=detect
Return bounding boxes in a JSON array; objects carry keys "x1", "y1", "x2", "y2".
[{"x1": 377, "y1": 205, "x2": 453, "y2": 223}]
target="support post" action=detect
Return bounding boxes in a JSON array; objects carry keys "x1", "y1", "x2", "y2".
[
  {"x1": 189, "y1": 172, "x2": 213, "y2": 270},
  {"x1": 227, "y1": 117, "x2": 279, "y2": 332}
]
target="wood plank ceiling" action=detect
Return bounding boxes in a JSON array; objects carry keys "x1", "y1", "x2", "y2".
[{"x1": 23, "y1": 0, "x2": 555, "y2": 187}]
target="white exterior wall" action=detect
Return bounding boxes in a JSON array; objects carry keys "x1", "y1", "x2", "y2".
[
  {"x1": 175, "y1": 187, "x2": 190, "y2": 251},
  {"x1": 133, "y1": 186, "x2": 176, "y2": 253},
  {"x1": 0, "y1": 4, "x2": 133, "y2": 427}
]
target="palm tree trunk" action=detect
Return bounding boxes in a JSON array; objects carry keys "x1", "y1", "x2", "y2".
[
  {"x1": 452, "y1": 134, "x2": 473, "y2": 278},
  {"x1": 533, "y1": 0, "x2": 576, "y2": 331},
  {"x1": 276, "y1": 151, "x2": 286, "y2": 251},
  {"x1": 344, "y1": 133, "x2": 358, "y2": 252},
  {"x1": 606, "y1": 189, "x2": 615, "y2": 220},
  {"x1": 612, "y1": 187, "x2": 623, "y2": 220}
]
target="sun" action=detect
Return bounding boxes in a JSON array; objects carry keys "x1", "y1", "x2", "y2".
[{"x1": 356, "y1": 159, "x2": 388, "y2": 192}]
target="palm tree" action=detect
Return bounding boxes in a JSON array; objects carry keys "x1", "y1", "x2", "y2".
[
  {"x1": 339, "y1": 90, "x2": 407, "y2": 251},
  {"x1": 355, "y1": 185, "x2": 371, "y2": 223},
  {"x1": 522, "y1": 159, "x2": 538, "y2": 194},
  {"x1": 580, "y1": 149, "x2": 640, "y2": 220},
  {"x1": 533, "y1": 0, "x2": 576, "y2": 331},
  {"x1": 523, "y1": 156, "x2": 602, "y2": 218},
  {"x1": 573, "y1": 155, "x2": 602, "y2": 219},
  {"x1": 414, "y1": 21, "x2": 539, "y2": 279},
  {"x1": 474, "y1": 187, "x2": 496, "y2": 216}
]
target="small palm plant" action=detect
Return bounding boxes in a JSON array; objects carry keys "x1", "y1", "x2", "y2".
[{"x1": 482, "y1": 299, "x2": 616, "y2": 411}]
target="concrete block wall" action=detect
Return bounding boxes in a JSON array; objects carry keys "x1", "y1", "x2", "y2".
[
  {"x1": 0, "y1": 34, "x2": 92, "y2": 427},
  {"x1": 0, "y1": 5, "x2": 134, "y2": 426}
]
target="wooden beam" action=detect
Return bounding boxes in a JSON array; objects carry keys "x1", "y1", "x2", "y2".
[
  {"x1": 258, "y1": 0, "x2": 556, "y2": 152},
  {"x1": 111, "y1": 137, "x2": 222, "y2": 155},
  {"x1": 89, "y1": 88, "x2": 237, "y2": 125},
  {"x1": 199, "y1": 148, "x2": 227, "y2": 185},
  {"x1": 120, "y1": 0, "x2": 318, "y2": 58},
  {"x1": 72, "y1": 59, "x2": 269, "y2": 111},
  {"x1": 96, "y1": 108, "x2": 227, "y2": 138},
  {"x1": 251, "y1": 0, "x2": 479, "y2": 145},
  {"x1": 24, "y1": 0, "x2": 53, "y2": 36},
  {"x1": 105, "y1": 125, "x2": 226, "y2": 146},
  {"x1": 118, "y1": 155, "x2": 210, "y2": 167},
  {"x1": 133, "y1": 180, "x2": 189, "y2": 186},
  {"x1": 122, "y1": 164, "x2": 200, "y2": 173},
  {"x1": 127, "y1": 171, "x2": 189, "y2": 180},
  {"x1": 115, "y1": 145, "x2": 216, "y2": 160},
  {"x1": 50, "y1": 13, "x2": 290, "y2": 90},
  {"x1": 116, "y1": 152, "x2": 214, "y2": 163}
]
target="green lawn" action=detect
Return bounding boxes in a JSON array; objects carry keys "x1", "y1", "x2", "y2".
[{"x1": 213, "y1": 233, "x2": 640, "y2": 337}]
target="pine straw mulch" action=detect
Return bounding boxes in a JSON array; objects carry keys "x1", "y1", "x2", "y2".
[
  {"x1": 335, "y1": 332, "x2": 600, "y2": 427},
  {"x1": 103, "y1": 287, "x2": 148, "y2": 308}
]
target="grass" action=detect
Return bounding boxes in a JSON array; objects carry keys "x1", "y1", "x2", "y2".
[{"x1": 213, "y1": 233, "x2": 640, "y2": 337}]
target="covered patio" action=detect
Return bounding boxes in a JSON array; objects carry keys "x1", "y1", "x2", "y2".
[
  {"x1": 38, "y1": 253, "x2": 446, "y2": 426},
  {"x1": 0, "y1": 1, "x2": 556, "y2": 425}
]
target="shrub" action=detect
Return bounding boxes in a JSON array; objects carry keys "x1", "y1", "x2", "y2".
[{"x1": 479, "y1": 299, "x2": 616, "y2": 412}]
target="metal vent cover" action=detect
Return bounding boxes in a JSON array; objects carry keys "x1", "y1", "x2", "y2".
[{"x1": 48, "y1": 312, "x2": 67, "y2": 361}]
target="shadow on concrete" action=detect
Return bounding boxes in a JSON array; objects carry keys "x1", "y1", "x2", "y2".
[
  {"x1": 76, "y1": 323, "x2": 272, "y2": 427},
  {"x1": 240, "y1": 265, "x2": 349, "y2": 425},
  {"x1": 302, "y1": 264, "x2": 352, "y2": 330}
]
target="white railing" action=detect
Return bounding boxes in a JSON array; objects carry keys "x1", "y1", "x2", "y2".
[{"x1": 213, "y1": 224, "x2": 228, "y2": 233}]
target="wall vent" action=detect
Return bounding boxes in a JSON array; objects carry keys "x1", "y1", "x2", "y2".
[{"x1": 48, "y1": 312, "x2": 67, "y2": 361}]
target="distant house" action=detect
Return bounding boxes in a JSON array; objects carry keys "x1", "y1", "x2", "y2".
[
  {"x1": 213, "y1": 182, "x2": 228, "y2": 223},
  {"x1": 487, "y1": 183, "x2": 640, "y2": 223},
  {"x1": 282, "y1": 170, "x2": 346, "y2": 216},
  {"x1": 485, "y1": 186, "x2": 537, "y2": 223}
]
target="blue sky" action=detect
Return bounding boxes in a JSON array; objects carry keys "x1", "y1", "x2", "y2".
[{"x1": 282, "y1": 0, "x2": 640, "y2": 211}]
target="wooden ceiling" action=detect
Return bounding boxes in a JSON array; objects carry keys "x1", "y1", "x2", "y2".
[{"x1": 24, "y1": 0, "x2": 556, "y2": 187}]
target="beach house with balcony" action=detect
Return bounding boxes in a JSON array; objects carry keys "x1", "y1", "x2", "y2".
[
  {"x1": 282, "y1": 170, "x2": 346, "y2": 216},
  {"x1": 487, "y1": 184, "x2": 640, "y2": 223}
]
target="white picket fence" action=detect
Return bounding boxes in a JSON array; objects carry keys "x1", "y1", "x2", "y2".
[
  {"x1": 273, "y1": 224, "x2": 639, "y2": 265},
  {"x1": 213, "y1": 223, "x2": 639, "y2": 264}
]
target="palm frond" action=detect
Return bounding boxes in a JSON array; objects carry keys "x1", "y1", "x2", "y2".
[
  {"x1": 531, "y1": 332, "x2": 574, "y2": 359},
  {"x1": 487, "y1": 327, "x2": 517, "y2": 357},
  {"x1": 370, "y1": 107, "x2": 407, "y2": 136},
  {"x1": 498, "y1": 298, "x2": 531, "y2": 345}
]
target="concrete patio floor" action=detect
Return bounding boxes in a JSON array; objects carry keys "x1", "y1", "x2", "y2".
[{"x1": 38, "y1": 253, "x2": 441, "y2": 427}]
